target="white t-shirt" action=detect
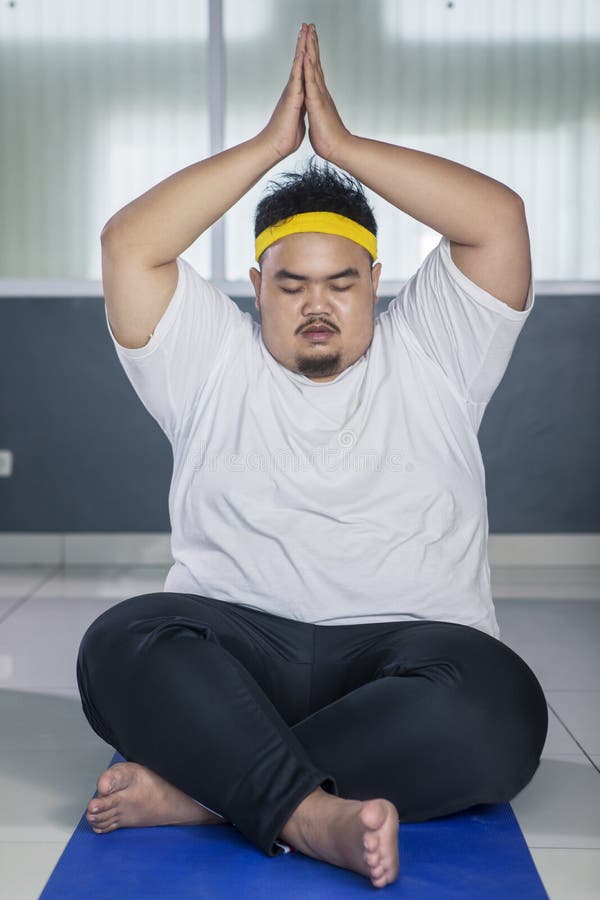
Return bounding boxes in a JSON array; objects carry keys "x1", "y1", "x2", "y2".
[{"x1": 105, "y1": 235, "x2": 535, "y2": 639}]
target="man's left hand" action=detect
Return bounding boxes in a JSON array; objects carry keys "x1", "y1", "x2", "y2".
[{"x1": 303, "y1": 23, "x2": 351, "y2": 162}]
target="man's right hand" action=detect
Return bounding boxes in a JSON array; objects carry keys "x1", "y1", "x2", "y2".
[
  {"x1": 100, "y1": 26, "x2": 312, "y2": 273},
  {"x1": 259, "y1": 23, "x2": 309, "y2": 161}
]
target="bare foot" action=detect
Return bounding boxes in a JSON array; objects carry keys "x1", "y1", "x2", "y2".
[
  {"x1": 86, "y1": 762, "x2": 229, "y2": 834},
  {"x1": 280, "y1": 789, "x2": 400, "y2": 889}
]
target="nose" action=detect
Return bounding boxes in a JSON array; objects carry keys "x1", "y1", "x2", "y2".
[{"x1": 301, "y1": 285, "x2": 334, "y2": 316}]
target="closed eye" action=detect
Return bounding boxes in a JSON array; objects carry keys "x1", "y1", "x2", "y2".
[{"x1": 280, "y1": 283, "x2": 355, "y2": 294}]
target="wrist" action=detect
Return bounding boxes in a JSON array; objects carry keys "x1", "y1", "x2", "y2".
[
  {"x1": 254, "y1": 128, "x2": 296, "y2": 166},
  {"x1": 325, "y1": 130, "x2": 358, "y2": 169}
]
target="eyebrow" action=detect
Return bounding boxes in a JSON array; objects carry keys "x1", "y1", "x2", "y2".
[{"x1": 273, "y1": 267, "x2": 361, "y2": 282}]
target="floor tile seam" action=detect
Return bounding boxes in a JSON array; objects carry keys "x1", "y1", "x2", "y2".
[
  {"x1": 0, "y1": 596, "x2": 29, "y2": 626},
  {"x1": 547, "y1": 700, "x2": 600, "y2": 768},
  {"x1": 527, "y1": 844, "x2": 600, "y2": 853},
  {"x1": 1, "y1": 684, "x2": 80, "y2": 691},
  {"x1": 0, "y1": 839, "x2": 68, "y2": 846},
  {"x1": 546, "y1": 689, "x2": 600, "y2": 694},
  {"x1": 26, "y1": 564, "x2": 65, "y2": 597},
  {"x1": 0, "y1": 565, "x2": 65, "y2": 625},
  {"x1": 526, "y1": 842, "x2": 600, "y2": 850},
  {"x1": 541, "y1": 753, "x2": 591, "y2": 760},
  {"x1": 0, "y1": 830, "x2": 73, "y2": 838}
]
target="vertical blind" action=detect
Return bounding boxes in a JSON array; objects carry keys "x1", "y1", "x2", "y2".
[
  {"x1": 0, "y1": 0, "x2": 211, "y2": 279},
  {"x1": 0, "y1": 0, "x2": 597, "y2": 282}
]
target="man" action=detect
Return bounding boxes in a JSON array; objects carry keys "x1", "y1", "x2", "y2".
[{"x1": 77, "y1": 23, "x2": 547, "y2": 890}]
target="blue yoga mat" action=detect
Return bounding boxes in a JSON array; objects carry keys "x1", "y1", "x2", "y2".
[{"x1": 40, "y1": 753, "x2": 549, "y2": 899}]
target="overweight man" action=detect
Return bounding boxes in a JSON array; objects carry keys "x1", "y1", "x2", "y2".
[{"x1": 77, "y1": 23, "x2": 548, "y2": 890}]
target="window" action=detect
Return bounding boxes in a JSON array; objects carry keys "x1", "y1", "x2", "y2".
[
  {"x1": 0, "y1": 0, "x2": 210, "y2": 279},
  {"x1": 1, "y1": 0, "x2": 597, "y2": 288}
]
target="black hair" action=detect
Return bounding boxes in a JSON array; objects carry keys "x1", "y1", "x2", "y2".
[{"x1": 254, "y1": 156, "x2": 377, "y2": 264}]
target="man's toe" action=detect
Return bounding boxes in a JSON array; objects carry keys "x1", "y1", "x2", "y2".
[{"x1": 92, "y1": 814, "x2": 119, "y2": 833}]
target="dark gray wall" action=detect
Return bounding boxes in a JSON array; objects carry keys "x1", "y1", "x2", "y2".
[{"x1": 1, "y1": 293, "x2": 598, "y2": 532}]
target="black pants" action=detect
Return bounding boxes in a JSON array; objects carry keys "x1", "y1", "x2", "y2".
[{"x1": 76, "y1": 592, "x2": 548, "y2": 858}]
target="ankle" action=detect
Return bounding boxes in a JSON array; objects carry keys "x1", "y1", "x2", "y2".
[{"x1": 279, "y1": 785, "x2": 340, "y2": 846}]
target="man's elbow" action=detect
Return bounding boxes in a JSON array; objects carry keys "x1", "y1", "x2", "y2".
[
  {"x1": 508, "y1": 191, "x2": 526, "y2": 214},
  {"x1": 101, "y1": 218, "x2": 118, "y2": 243},
  {"x1": 497, "y1": 192, "x2": 527, "y2": 233}
]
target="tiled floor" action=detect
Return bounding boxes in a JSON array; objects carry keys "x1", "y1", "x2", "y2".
[{"x1": 0, "y1": 565, "x2": 599, "y2": 899}]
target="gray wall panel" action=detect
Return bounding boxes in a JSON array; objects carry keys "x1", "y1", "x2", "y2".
[{"x1": 1, "y1": 294, "x2": 598, "y2": 532}]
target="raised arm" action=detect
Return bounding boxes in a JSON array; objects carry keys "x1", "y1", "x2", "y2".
[
  {"x1": 101, "y1": 26, "x2": 310, "y2": 266},
  {"x1": 100, "y1": 26, "x2": 310, "y2": 349},
  {"x1": 302, "y1": 23, "x2": 531, "y2": 311}
]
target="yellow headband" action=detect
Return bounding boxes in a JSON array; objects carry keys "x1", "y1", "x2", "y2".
[{"x1": 255, "y1": 211, "x2": 378, "y2": 263}]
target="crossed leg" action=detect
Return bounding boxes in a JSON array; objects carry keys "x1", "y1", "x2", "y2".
[{"x1": 77, "y1": 593, "x2": 547, "y2": 889}]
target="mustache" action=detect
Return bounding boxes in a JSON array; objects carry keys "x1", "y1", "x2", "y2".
[{"x1": 299, "y1": 321, "x2": 337, "y2": 334}]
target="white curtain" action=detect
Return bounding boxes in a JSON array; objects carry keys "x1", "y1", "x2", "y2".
[
  {"x1": 224, "y1": 0, "x2": 599, "y2": 281},
  {"x1": 0, "y1": 0, "x2": 211, "y2": 279},
  {"x1": 1, "y1": 0, "x2": 597, "y2": 282}
]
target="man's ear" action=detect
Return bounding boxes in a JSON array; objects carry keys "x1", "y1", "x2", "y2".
[
  {"x1": 249, "y1": 267, "x2": 261, "y2": 310},
  {"x1": 371, "y1": 262, "x2": 382, "y2": 304}
]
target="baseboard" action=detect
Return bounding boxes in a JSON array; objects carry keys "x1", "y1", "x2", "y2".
[
  {"x1": 0, "y1": 533, "x2": 598, "y2": 600},
  {"x1": 0, "y1": 533, "x2": 173, "y2": 565}
]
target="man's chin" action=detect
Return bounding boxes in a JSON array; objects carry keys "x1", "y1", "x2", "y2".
[{"x1": 295, "y1": 351, "x2": 342, "y2": 378}]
